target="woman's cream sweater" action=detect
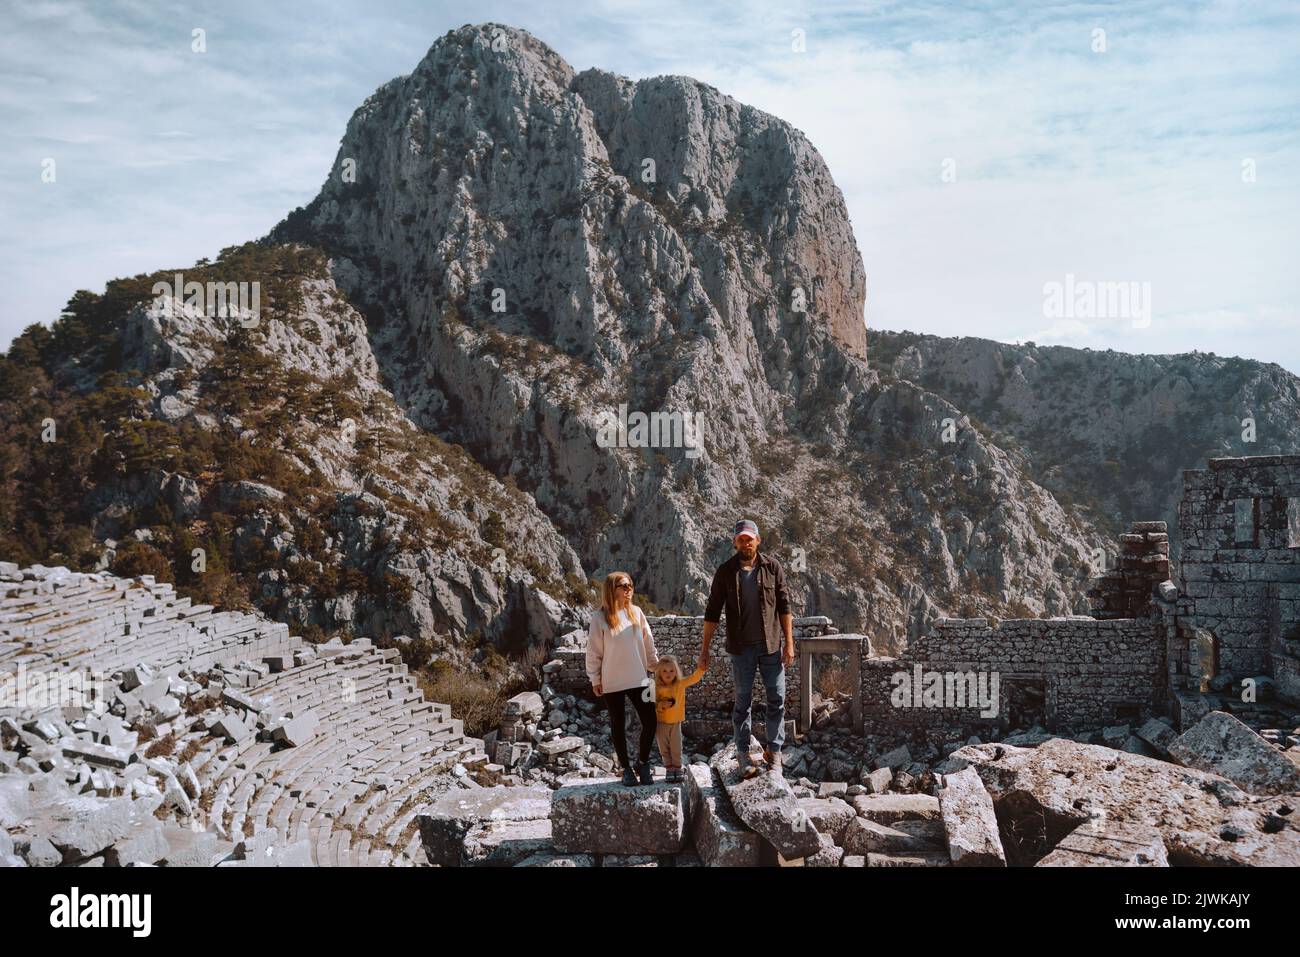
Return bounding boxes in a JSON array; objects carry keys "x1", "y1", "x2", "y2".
[{"x1": 585, "y1": 605, "x2": 659, "y2": 694}]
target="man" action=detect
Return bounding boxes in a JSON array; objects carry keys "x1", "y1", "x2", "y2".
[{"x1": 700, "y1": 519, "x2": 795, "y2": 778}]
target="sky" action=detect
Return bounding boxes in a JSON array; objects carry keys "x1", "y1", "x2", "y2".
[{"x1": 4, "y1": 0, "x2": 1299, "y2": 373}]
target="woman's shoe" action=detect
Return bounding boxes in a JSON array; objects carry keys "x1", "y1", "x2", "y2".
[
  {"x1": 621, "y1": 766, "x2": 638, "y2": 787},
  {"x1": 637, "y1": 760, "x2": 654, "y2": 785}
]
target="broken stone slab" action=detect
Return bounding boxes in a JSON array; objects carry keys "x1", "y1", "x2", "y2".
[
  {"x1": 1135, "y1": 718, "x2": 1177, "y2": 755},
  {"x1": 536, "y1": 735, "x2": 584, "y2": 758},
  {"x1": 841, "y1": 818, "x2": 946, "y2": 856},
  {"x1": 505, "y1": 691, "x2": 544, "y2": 716},
  {"x1": 551, "y1": 773, "x2": 690, "y2": 855},
  {"x1": 462, "y1": 818, "x2": 554, "y2": 866},
  {"x1": 861, "y1": 767, "x2": 892, "y2": 793},
  {"x1": 866, "y1": 850, "x2": 951, "y2": 867},
  {"x1": 61, "y1": 740, "x2": 134, "y2": 770},
  {"x1": 29, "y1": 795, "x2": 139, "y2": 862},
  {"x1": 1036, "y1": 820, "x2": 1169, "y2": 867},
  {"x1": 805, "y1": 832, "x2": 843, "y2": 867},
  {"x1": 683, "y1": 764, "x2": 762, "y2": 867},
  {"x1": 157, "y1": 826, "x2": 221, "y2": 867},
  {"x1": 270, "y1": 712, "x2": 318, "y2": 748},
  {"x1": 16, "y1": 835, "x2": 63, "y2": 867},
  {"x1": 220, "y1": 688, "x2": 263, "y2": 713},
  {"x1": 710, "y1": 744, "x2": 821, "y2": 859},
  {"x1": 796, "y1": 797, "x2": 856, "y2": 844},
  {"x1": 104, "y1": 816, "x2": 171, "y2": 867},
  {"x1": 947, "y1": 737, "x2": 1300, "y2": 866},
  {"x1": 937, "y1": 767, "x2": 1006, "y2": 867},
  {"x1": 514, "y1": 851, "x2": 595, "y2": 867},
  {"x1": 1168, "y1": 711, "x2": 1300, "y2": 796},
  {"x1": 209, "y1": 713, "x2": 252, "y2": 744},
  {"x1": 874, "y1": 745, "x2": 912, "y2": 770},
  {"x1": 416, "y1": 786, "x2": 553, "y2": 866},
  {"x1": 850, "y1": 793, "x2": 940, "y2": 824}
]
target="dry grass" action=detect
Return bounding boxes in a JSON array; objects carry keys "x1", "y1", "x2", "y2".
[
  {"x1": 144, "y1": 731, "x2": 177, "y2": 758},
  {"x1": 416, "y1": 665, "x2": 523, "y2": 739},
  {"x1": 815, "y1": 657, "x2": 857, "y2": 699}
]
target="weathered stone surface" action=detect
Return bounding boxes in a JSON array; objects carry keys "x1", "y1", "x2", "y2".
[
  {"x1": 1135, "y1": 718, "x2": 1177, "y2": 755},
  {"x1": 948, "y1": 738, "x2": 1300, "y2": 866},
  {"x1": 875, "y1": 745, "x2": 912, "y2": 771},
  {"x1": 841, "y1": 817, "x2": 945, "y2": 856},
  {"x1": 937, "y1": 767, "x2": 1005, "y2": 866},
  {"x1": 850, "y1": 793, "x2": 940, "y2": 824},
  {"x1": 796, "y1": 797, "x2": 856, "y2": 844},
  {"x1": 29, "y1": 795, "x2": 137, "y2": 862},
  {"x1": 105, "y1": 816, "x2": 171, "y2": 867},
  {"x1": 416, "y1": 786, "x2": 552, "y2": 866},
  {"x1": 551, "y1": 775, "x2": 689, "y2": 855},
  {"x1": 683, "y1": 763, "x2": 762, "y2": 867},
  {"x1": 157, "y1": 826, "x2": 220, "y2": 867},
  {"x1": 1037, "y1": 821, "x2": 1168, "y2": 867},
  {"x1": 866, "y1": 850, "x2": 951, "y2": 867},
  {"x1": 462, "y1": 818, "x2": 554, "y2": 866},
  {"x1": 805, "y1": 832, "x2": 843, "y2": 867},
  {"x1": 514, "y1": 851, "x2": 595, "y2": 867},
  {"x1": 270, "y1": 711, "x2": 319, "y2": 748},
  {"x1": 1168, "y1": 711, "x2": 1300, "y2": 796},
  {"x1": 536, "y1": 735, "x2": 584, "y2": 757},
  {"x1": 710, "y1": 744, "x2": 821, "y2": 859},
  {"x1": 862, "y1": 767, "x2": 892, "y2": 794}
]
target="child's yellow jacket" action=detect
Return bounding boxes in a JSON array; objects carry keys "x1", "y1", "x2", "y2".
[{"x1": 655, "y1": 666, "x2": 705, "y2": 723}]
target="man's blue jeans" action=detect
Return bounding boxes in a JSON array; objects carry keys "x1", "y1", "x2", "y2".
[{"x1": 730, "y1": 643, "x2": 786, "y2": 756}]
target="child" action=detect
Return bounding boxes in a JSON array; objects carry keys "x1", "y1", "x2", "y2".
[{"x1": 653, "y1": 654, "x2": 705, "y2": 782}]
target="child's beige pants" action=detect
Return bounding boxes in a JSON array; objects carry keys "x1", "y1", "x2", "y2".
[{"x1": 656, "y1": 721, "x2": 684, "y2": 766}]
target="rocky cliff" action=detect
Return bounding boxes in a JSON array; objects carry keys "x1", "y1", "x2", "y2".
[
  {"x1": 266, "y1": 22, "x2": 1108, "y2": 651},
  {"x1": 868, "y1": 329, "x2": 1300, "y2": 557}
]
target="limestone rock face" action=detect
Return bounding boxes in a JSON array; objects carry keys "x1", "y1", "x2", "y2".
[{"x1": 269, "y1": 22, "x2": 1107, "y2": 649}]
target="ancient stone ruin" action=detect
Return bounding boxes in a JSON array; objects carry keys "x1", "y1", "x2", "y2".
[{"x1": 2, "y1": 455, "x2": 1298, "y2": 866}]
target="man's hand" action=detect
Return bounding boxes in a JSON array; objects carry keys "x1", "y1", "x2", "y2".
[
  {"x1": 699, "y1": 651, "x2": 710, "y2": 670},
  {"x1": 592, "y1": 682, "x2": 602, "y2": 697},
  {"x1": 781, "y1": 643, "x2": 795, "y2": 667}
]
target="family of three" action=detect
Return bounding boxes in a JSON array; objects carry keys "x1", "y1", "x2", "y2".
[{"x1": 584, "y1": 519, "x2": 795, "y2": 786}]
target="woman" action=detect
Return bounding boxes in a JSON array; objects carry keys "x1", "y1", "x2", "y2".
[{"x1": 586, "y1": 571, "x2": 660, "y2": 786}]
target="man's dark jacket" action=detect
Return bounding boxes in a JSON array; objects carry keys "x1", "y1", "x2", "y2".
[{"x1": 704, "y1": 550, "x2": 792, "y2": 655}]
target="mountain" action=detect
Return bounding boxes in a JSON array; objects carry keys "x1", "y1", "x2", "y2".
[
  {"x1": 3, "y1": 23, "x2": 1173, "y2": 662},
  {"x1": 867, "y1": 329, "x2": 1300, "y2": 557}
]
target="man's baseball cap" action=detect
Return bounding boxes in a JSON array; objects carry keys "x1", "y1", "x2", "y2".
[{"x1": 733, "y1": 519, "x2": 760, "y2": 539}]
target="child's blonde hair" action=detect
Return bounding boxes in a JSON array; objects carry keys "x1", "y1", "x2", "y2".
[{"x1": 655, "y1": 654, "x2": 683, "y2": 684}]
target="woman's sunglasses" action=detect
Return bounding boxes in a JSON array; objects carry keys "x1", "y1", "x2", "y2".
[{"x1": 615, "y1": 580, "x2": 633, "y2": 590}]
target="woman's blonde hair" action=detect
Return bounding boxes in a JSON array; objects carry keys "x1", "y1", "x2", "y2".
[
  {"x1": 600, "y1": 571, "x2": 636, "y2": 630},
  {"x1": 655, "y1": 654, "x2": 683, "y2": 685}
]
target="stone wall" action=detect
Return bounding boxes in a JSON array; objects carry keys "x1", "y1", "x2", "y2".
[
  {"x1": 861, "y1": 613, "x2": 1165, "y2": 748},
  {"x1": 1178, "y1": 455, "x2": 1300, "y2": 698}
]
